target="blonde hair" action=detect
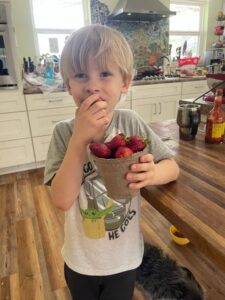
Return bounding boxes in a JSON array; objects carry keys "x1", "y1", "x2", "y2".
[{"x1": 60, "y1": 24, "x2": 133, "y2": 88}]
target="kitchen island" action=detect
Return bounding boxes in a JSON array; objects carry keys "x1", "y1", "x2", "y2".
[{"x1": 141, "y1": 119, "x2": 225, "y2": 272}]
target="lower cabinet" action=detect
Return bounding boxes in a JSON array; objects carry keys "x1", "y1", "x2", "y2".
[
  {"x1": 131, "y1": 82, "x2": 182, "y2": 124},
  {"x1": 132, "y1": 96, "x2": 179, "y2": 124},
  {"x1": 181, "y1": 80, "x2": 208, "y2": 100},
  {"x1": 0, "y1": 89, "x2": 26, "y2": 113},
  {"x1": 26, "y1": 93, "x2": 75, "y2": 165},
  {"x1": 0, "y1": 138, "x2": 35, "y2": 169},
  {"x1": 0, "y1": 111, "x2": 31, "y2": 141},
  {"x1": 0, "y1": 90, "x2": 36, "y2": 174},
  {"x1": 32, "y1": 136, "x2": 52, "y2": 164},
  {"x1": 28, "y1": 107, "x2": 75, "y2": 137}
]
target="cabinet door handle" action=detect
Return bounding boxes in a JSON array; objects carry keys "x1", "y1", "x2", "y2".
[
  {"x1": 194, "y1": 86, "x2": 204, "y2": 89},
  {"x1": 153, "y1": 103, "x2": 157, "y2": 114},
  {"x1": 158, "y1": 103, "x2": 162, "y2": 114},
  {"x1": 48, "y1": 98, "x2": 63, "y2": 102}
]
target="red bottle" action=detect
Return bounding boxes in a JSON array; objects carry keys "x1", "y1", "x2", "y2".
[{"x1": 205, "y1": 88, "x2": 225, "y2": 143}]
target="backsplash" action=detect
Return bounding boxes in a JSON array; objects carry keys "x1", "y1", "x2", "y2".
[{"x1": 91, "y1": 0, "x2": 169, "y2": 68}]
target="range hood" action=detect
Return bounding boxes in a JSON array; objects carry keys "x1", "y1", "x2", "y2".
[{"x1": 108, "y1": 0, "x2": 176, "y2": 22}]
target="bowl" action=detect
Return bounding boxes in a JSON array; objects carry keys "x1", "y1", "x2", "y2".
[{"x1": 169, "y1": 225, "x2": 190, "y2": 246}]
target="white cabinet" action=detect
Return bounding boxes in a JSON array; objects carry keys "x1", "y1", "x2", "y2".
[
  {"x1": 0, "y1": 112, "x2": 31, "y2": 141},
  {"x1": 0, "y1": 139, "x2": 35, "y2": 169},
  {"x1": 26, "y1": 92, "x2": 75, "y2": 164},
  {"x1": 25, "y1": 92, "x2": 74, "y2": 110},
  {"x1": 0, "y1": 90, "x2": 35, "y2": 174},
  {"x1": 132, "y1": 98, "x2": 155, "y2": 124},
  {"x1": 33, "y1": 136, "x2": 52, "y2": 162},
  {"x1": 181, "y1": 80, "x2": 208, "y2": 100},
  {"x1": 116, "y1": 89, "x2": 132, "y2": 109},
  {"x1": 0, "y1": 90, "x2": 26, "y2": 113},
  {"x1": 131, "y1": 83, "x2": 182, "y2": 124},
  {"x1": 28, "y1": 107, "x2": 75, "y2": 137}
]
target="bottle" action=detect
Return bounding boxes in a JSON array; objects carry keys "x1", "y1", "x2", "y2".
[{"x1": 205, "y1": 88, "x2": 225, "y2": 143}]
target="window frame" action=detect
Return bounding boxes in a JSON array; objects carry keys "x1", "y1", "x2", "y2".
[
  {"x1": 169, "y1": 0, "x2": 207, "y2": 59},
  {"x1": 29, "y1": 0, "x2": 90, "y2": 56}
]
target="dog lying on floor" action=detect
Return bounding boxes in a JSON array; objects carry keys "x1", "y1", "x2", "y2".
[{"x1": 135, "y1": 244, "x2": 204, "y2": 300}]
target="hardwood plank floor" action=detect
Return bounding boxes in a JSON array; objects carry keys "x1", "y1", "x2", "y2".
[{"x1": 0, "y1": 168, "x2": 225, "y2": 300}]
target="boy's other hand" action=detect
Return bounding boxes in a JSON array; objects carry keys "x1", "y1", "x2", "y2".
[
  {"x1": 126, "y1": 153, "x2": 156, "y2": 189},
  {"x1": 73, "y1": 94, "x2": 110, "y2": 145}
]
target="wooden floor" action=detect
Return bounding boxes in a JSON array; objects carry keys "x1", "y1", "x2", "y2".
[{"x1": 0, "y1": 168, "x2": 225, "y2": 300}]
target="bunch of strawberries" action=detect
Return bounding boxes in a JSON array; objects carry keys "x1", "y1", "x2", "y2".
[{"x1": 89, "y1": 134, "x2": 149, "y2": 159}]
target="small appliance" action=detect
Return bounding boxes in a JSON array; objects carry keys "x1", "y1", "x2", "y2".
[
  {"x1": 0, "y1": 2, "x2": 18, "y2": 89},
  {"x1": 133, "y1": 66, "x2": 180, "y2": 82}
]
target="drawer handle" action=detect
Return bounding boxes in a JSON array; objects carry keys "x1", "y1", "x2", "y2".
[
  {"x1": 158, "y1": 103, "x2": 162, "y2": 114},
  {"x1": 48, "y1": 99, "x2": 63, "y2": 102},
  {"x1": 153, "y1": 103, "x2": 157, "y2": 115},
  {"x1": 194, "y1": 86, "x2": 204, "y2": 89}
]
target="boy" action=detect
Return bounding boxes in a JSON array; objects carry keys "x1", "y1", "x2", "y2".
[{"x1": 44, "y1": 24, "x2": 179, "y2": 300}]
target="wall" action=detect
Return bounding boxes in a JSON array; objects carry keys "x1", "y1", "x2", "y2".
[
  {"x1": 11, "y1": 0, "x2": 37, "y2": 67},
  {"x1": 91, "y1": 0, "x2": 170, "y2": 68}
]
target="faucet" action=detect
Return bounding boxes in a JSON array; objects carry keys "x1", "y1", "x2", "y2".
[
  {"x1": 160, "y1": 56, "x2": 170, "y2": 64},
  {"x1": 159, "y1": 56, "x2": 171, "y2": 75}
]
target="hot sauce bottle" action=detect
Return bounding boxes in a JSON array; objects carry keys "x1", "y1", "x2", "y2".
[{"x1": 205, "y1": 88, "x2": 225, "y2": 143}]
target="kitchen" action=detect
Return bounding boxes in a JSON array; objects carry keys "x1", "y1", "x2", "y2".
[{"x1": 0, "y1": 0, "x2": 225, "y2": 299}]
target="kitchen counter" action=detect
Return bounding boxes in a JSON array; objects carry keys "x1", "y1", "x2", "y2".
[
  {"x1": 132, "y1": 76, "x2": 206, "y2": 86},
  {"x1": 23, "y1": 76, "x2": 206, "y2": 94},
  {"x1": 23, "y1": 86, "x2": 67, "y2": 94},
  {"x1": 141, "y1": 119, "x2": 225, "y2": 272}
]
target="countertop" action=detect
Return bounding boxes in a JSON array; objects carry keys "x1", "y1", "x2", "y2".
[
  {"x1": 132, "y1": 75, "x2": 206, "y2": 86},
  {"x1": 23, "y1": 76, "x2": 206, "y2": 94},
  {"x1": 141, "y1": 119, "x2": 225, "y2": 272}
]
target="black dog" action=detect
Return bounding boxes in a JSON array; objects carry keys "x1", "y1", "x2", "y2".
[{"x1": 136, "y1": 244, "x2": 204, "y2": 300}]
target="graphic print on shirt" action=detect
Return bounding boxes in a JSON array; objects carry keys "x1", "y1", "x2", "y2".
[{"x1": 80, "y1": 160, "x2": 136, "y2": 240}]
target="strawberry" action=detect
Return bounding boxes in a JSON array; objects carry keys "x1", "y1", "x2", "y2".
[
  {"x1": 114, "y1": 146, "x2": 133, "y2": 158},
  {"x1": 89, "y1": 143, "x2": 112, "y2": 158},
  {"x1": 106, "y1": 133, "x2": 127, "y2": 150},
  {"x1": 127, "y1": 135, "x2": 149, "y2": 153}
]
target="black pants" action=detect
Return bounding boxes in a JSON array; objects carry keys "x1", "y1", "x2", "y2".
[{"x1": 64, "y1": 263, "x2": 136, "y2": 300}]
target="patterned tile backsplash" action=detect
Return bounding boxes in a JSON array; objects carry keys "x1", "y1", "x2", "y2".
[{"x1": 91, "y1": 0, "x2": 169, "y2": 68}]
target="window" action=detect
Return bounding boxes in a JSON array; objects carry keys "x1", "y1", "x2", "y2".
[
  {"x1": 169, "y1": 1, "x2": 206, "y2": 60},
  {"x1": 31, "y1": 0, "x2": 87, "y2": 56}
]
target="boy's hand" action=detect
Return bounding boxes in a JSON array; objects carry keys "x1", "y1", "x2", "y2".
[
  {"x1": 73, "y1": 94, "x2": 110, "y2": 145},
  {"x1": 126, "y1": 153, "x2": 156, "y2": 189}
]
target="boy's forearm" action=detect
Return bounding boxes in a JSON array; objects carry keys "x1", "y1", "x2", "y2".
[
  {"x1": 51, "y1": 136, "x2": 86, "y2": 211},
  {"x1": 151, "y1": 158, "x2": 179, "y2": 185}
]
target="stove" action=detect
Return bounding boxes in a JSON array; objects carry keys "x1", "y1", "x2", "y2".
[{"x1": 133, "y1": 74, "x2": 180, "y2": 82}]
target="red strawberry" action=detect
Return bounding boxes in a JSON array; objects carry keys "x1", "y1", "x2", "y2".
[
  {"x1": 106, "y1": 133, "x2": 127, "y2": 150},
  {"x1": 115, "y1": 146, "x2": 133, "y2": 158},
  {"x1": 127, "y1": 135, "x2": 149, "y2": 153},
  {"x1": 89, "y1": 143, "x2": 112, "y2": 158}
]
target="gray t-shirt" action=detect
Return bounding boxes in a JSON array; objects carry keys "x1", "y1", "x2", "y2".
[{"x1": 44, "y1": 109, "x2": 174, "y2": 276}]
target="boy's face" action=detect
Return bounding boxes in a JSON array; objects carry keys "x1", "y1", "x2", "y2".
[{"x1": 68, "y1": 60, "x2": 131, "y2": 113}]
